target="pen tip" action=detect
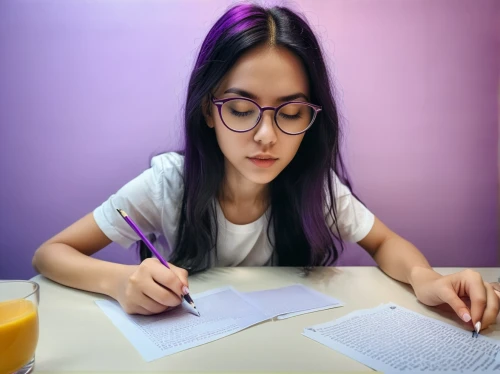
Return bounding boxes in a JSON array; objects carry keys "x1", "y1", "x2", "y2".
[
  {"x1": 116, "y1": 208, "x2": 127, "y2": 217},
  {"x1": 474, "y1": 321, "x2": 481, "y2": 333},
  {"x1": 188, "y1": 302, "x2": 200, "y2": 316}
]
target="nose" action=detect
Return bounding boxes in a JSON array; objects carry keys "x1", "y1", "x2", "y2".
[{"x1": 253, "y1": 110, "x2": 278, "y2": 145}]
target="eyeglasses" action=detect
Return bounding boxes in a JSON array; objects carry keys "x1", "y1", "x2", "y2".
[{"x1": 211, "y1": 96, "x2": 322, "y2": 135}]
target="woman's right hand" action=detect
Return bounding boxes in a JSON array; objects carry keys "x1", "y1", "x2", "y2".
[
  {"x1": 114, "y1": 258, "x2": 190, "y2": 315},
  {"x1": 492, "y1": 282, "x2": 500, "y2": 299}
]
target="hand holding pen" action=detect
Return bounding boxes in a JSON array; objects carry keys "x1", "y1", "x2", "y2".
[
  {"x1": 408, "y1": 268, "x2": 499, "y2": 339},
  {"x1": 113, "y1": 209, "x2": 200, "y2": 316}
]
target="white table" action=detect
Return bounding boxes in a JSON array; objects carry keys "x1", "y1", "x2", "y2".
[{"x1": 31, "y1": 267, "x2": 500, "y2": 373}]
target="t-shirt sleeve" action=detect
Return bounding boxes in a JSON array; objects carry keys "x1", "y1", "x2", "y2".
[
  {"x1": 93, "y1": 155, "x2": 168, "y2": 249},
  {"x1": 327, "y1": 174, "x2": 375, "y2": 243}
]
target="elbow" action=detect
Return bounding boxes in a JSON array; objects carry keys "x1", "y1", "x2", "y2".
[
  {"x1": 32, "y1": 248, "x2": 41, "y2": 274},
  {"x1": 32, "y1": 244, "x2": 47, "y2": 274}
]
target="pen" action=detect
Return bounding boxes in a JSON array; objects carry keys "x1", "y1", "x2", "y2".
[
  {"x1": 472, "y1": 281, "x2": 500, "y2": 338},
  {"x1": 116, "y1": 208, "x2": 200, "y2": 316},
  {"x1": 473, "y1": 321, "x2": 481, "y2": 338}
]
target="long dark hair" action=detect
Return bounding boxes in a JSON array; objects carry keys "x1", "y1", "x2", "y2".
[{"x1": 140, "y1": 3, "x2": 362, "y2": 273}]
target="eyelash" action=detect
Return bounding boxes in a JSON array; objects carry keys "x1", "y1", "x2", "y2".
[
  {"x1": 230, "y1": 109, "x2": 254, "y2": 117},
  {"x1": 279, "y1": 113, "x2": 302, "y2": 120},
  {"x1": 230, "y1": 110, "x2": 304, "y2": 122}
]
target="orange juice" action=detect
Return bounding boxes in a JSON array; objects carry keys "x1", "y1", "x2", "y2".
[{"x1": 0, "y1": 299, "x2": 39, "y2": 374}]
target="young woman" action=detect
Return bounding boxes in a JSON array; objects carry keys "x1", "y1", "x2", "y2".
[{"x1": 33, "y1": 3, "x2": 498, "y2": 332}]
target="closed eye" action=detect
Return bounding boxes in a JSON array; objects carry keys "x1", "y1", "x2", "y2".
[
  {"x1": 279, "y1": 112, "x2": 302, "y2": 120},
  {"x1": 230, "y1": 109, "x2": 255, "y2": 117}
]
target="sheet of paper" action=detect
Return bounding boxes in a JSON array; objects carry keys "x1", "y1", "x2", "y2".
[
  {"x1": 96, "y1": 283, "x2": 344, "y2": 361},
  {"x1": 303, "y1": 303, "x2": 500, "y2": 373},
  {"x1": 244, "y1": 284, "x2": 343, "y2": 320},
  {"x1": 95, "y1": 287, "x2": 268, "y2": 361}
]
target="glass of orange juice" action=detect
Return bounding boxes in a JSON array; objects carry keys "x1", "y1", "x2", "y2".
[{"x1": 0, "y1": 280, "x2": 39, "y2": 374}]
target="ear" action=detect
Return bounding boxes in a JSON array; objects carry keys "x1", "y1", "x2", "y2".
[{"x1": 202, "y1": 96, "x2": 214, "y2": 128}]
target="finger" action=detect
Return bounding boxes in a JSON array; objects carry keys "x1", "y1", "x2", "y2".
[
  {"x1": 438, "y1": 287, "x2": 472, "y2": 323},
  {"x1": 138, "y1": 293, "x2": 170, "y2": 315},
  {"x1": 132, "y1": 305, "x2": 155, "y2": 316},
  {"x1": 491, "y1": 282, "x2": 500, "y2": 295},
  {"x1": 122, "y1": 304, "x2": 154, "y2": 316},
  {"x1": 148, "y1": 261, "x2": 186, "y2": 298},
  {"x1": 463, "y1": 270, "x2": 487, "y2": 326},
  {"x1": 170, "y1": 264, "x2": 190, "y2": 291},
  {"x1": 141, "y1": 258, "x2": 186, "y2": 298},
  {"x1": 143, "y1": 280, "x2": 183, "y2": 308},
  {"x1": 480, "y1": 282, "x2": 500, "y2": 330}
]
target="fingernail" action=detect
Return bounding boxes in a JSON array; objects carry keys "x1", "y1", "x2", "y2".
[
  {"x1": 462, "y1": 313, "x2": 471, "y2": 322},
  {"x1": 182, "y1": 286, "x2": 190, "y2": 295},
  {"x1": 474, "y1": 321, "x2": 481, "y2": 333}
]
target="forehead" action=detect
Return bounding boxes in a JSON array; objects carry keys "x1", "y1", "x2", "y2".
[{"x1": 218, "y1": 45, "x2": 309, "y2": 99}]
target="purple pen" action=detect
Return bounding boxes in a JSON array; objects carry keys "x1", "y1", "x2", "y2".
[{"x1": 116, "y1": 208, "x2": 200, "y2": 316}]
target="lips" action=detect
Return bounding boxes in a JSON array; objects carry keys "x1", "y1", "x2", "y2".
[{"x1": 248, "y1": 157, "x2": 277, "y2": 168}]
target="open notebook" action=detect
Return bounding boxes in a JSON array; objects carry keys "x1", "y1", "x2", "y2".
[{"x1": 95, "y1": 284, "x2": 343, "y2": 361}]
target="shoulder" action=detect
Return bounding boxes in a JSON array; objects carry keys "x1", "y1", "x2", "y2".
[
  {"x1": 150, "y1": 152, "x2": 184, "y2": 175},
  {"x1": 149, "y1": 152, "x2": 185, "y2": 187},
  {"x1": 326, "y1": 170, "x2": 375, "y2": 243},
  {"x1": 326, "y1": 169, "x2": 354, "y2": 200}
]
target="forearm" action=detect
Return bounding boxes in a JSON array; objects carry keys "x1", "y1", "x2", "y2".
[
  {"x1": 373, "y1": 235, "x2": 441, "y2": 286},
  {"x1": 33, "y1": 243, "x2": 136, "y2": 299}
]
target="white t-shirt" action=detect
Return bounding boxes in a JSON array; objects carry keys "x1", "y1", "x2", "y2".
[{"x1": 93, "y1": 152, "x2": 375, "y2": 267}]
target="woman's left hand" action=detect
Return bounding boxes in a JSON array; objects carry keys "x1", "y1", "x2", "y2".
[{"x1": 409, "y1": 267, "x2": 500, "y2": 332}]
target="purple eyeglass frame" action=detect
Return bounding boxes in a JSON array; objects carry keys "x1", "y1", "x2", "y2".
[{"x1": 210, "y1": 95, "x2": 322, "y2": 135}]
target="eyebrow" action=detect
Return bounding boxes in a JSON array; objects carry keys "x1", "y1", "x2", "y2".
[{"x1": 223, "y1": 88, "x2": 309, "y2": 102}]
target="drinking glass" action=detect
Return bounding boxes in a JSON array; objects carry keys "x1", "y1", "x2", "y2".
[{"x1": 0, "y1": 280, "x2": 40, "y2": 374}]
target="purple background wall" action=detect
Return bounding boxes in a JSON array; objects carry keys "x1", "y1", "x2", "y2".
[{"x1": 0, "y1": 0, "x2": 498, "y2": 280}]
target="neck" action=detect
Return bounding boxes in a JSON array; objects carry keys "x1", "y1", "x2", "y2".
[{"x1": 220, "y1": 168, "x2": 269, "y2": 208}]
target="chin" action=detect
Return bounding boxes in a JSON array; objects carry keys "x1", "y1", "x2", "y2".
[{"x1": 243, "y1": 170, "x2": 281, "y2": 185}]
